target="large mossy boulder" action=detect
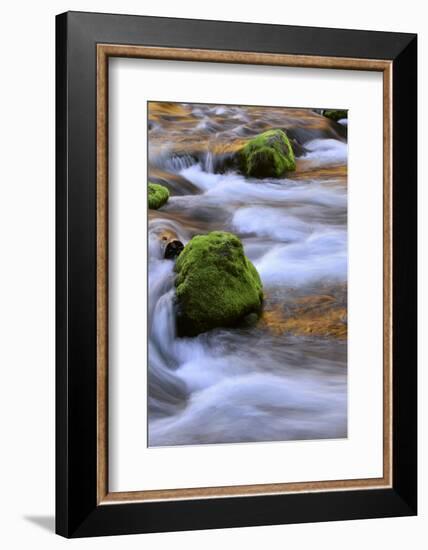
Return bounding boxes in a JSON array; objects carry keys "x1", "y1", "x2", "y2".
[
  {"x1": 174, "y1": 231, "x2": 263, "y2": 336},
  {"x1": 239, "y1": 129, "x2": 296, "y2": 178},
  {"x1": 323, "y1": 109, "x2": 347, "y2": 122},
  {"x1": 148, "y1": 182, "x2": 169, "y2": 209}
]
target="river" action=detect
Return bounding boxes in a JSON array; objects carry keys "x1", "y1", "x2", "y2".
[{"x1": 147, "y1": 102, "x2": 348, "y2": 446}]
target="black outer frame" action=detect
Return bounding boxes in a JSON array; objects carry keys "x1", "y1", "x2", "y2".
[{"x1": 56, "y1": 11, "x2": 417, "y2": 538}]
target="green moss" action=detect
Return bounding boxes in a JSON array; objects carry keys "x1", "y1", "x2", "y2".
[
  {"x1": 174, "y1": 231, "x2": 263, "y2": 336},
  {"x1": 323, "y1": 109, "x2": 347, "y2": 122},
  {"x1": 239, "y1": 129, "x2": 295, "y2": 178},
  {"x1": 148, "y1": 182, "x2": 170, "y2": 209}
]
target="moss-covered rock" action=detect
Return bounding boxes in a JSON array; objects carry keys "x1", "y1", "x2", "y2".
[
  {"x1": 174, "y1": 231, "x2": 263, "y2": 336},
  {"x1": 148, "y1": 182, "x2": 170, "y2": 209},
  {"x1": 238, "y1": 129, "x2": 296, "y2": 178},
  {"x1": 323, "y1": 109, "x2": 347, "y2": 122}
]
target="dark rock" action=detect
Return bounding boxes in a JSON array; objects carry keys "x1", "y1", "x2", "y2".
[
  {"x1": 323, "y1": 109, "x2": 348, "y2": 122},
  {"x1": 164, "y1": 240, "x2": 184, "y2": 260},
  {"x1": 240, "y1": 312, "x2": 259, "y2": 328}
]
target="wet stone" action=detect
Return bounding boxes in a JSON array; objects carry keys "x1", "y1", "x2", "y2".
[{"x1": 164, "y1": 240, "x2": 184, "y2": 260}]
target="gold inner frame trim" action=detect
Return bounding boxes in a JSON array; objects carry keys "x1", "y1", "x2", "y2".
[{"x1": 96, "y1": 44, "x2": 393, "y2": 505}]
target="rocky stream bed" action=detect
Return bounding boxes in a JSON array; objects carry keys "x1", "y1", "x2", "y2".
[{"x1": 147, "y1": 102, "x2": 348, "y2": 446}]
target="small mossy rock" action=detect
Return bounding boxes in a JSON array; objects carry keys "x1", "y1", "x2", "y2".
[
  {"x1": 323, "y1": 109, "x2": 348, "y2": 122},
  {"x1": 174, "y1": 231, "x2": 263, "y2": 336},
  {"x1": 239, "y1": 129, "x2": 296, "y2": 178},
  {"x1": 148, "y1": 182, "x2": 169, "y2": 209}
]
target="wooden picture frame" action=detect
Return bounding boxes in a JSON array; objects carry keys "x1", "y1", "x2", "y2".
[{"x1": 56, "y1": 11, "x2": 417, "y2": 537}]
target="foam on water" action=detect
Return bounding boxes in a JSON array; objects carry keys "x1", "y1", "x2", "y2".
[
  {"x1": 303, "y1": 138, "x2": 347, "y2": 166},
  {"x1": 233, "y1": 207, "x2": 314, "y2": 243},
  {"x1": 254, "y1": 230, "x2": 347, "y2": 287},
  {"x1": 180, "y1": 164, "x2": 347, "y2": 208},
  {"x1": 150, "y1": 370, "x2": 346, "y2": 445}
]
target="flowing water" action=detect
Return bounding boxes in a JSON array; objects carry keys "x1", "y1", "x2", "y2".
[{"x1": 147, "y1": 103, "x2": 348, "y2": 446}]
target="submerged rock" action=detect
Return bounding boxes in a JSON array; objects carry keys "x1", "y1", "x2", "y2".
[
  {"x1": 238, "y1": 129, "x2": 296, "y2": 178},
  {"x1": 322, "y1": 109, "x2": 348, "y2": 122},
  {"x1": 148, "y1": 182, "x2": 170, "y2": 209},
  {"x1": 262, "y1": 292, "x2": 347, "y2": 339},
  {"x1": 174, "y1": 231, "x2": 263, "y2": 336},
  {"x1": 164, "y1": 240, "x2": 184, "y2": 260}
]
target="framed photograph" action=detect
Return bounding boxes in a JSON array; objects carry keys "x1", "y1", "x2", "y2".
[{"x1": 56, "y1": 11, "x2": 417, "y2": 538}]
